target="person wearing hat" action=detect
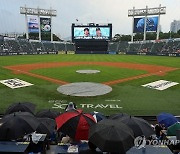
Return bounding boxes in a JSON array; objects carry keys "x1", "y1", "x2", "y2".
[{"x1": 65, "y1": 102, "x2": 77, "y2": 111}]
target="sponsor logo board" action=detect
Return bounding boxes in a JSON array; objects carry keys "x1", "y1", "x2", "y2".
[
  {"x1": 142, "y1": 80, "x2": 179, "y2": 91},
  {"x1": 0, "y1": 78, "x2": 33, "y2": 89}
]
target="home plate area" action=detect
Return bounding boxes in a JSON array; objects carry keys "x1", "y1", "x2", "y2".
[{"x1": 57, "y1": 82, "x2": 112, "y2": 97}]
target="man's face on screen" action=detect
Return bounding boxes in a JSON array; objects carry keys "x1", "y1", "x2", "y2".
[
  {"x1": 84, "y1": 30, "x2": 89, "y2": 36},
  {"x1": 96, "y1": 30, "x2": 101, "y2": 37}
]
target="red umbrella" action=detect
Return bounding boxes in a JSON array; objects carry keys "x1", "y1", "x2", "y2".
[{"x1": 55, "y1": 109, "x2": 96, "y2": 140}]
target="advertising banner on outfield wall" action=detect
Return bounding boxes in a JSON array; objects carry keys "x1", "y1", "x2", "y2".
[
  {"x1": 40, "y1": 17, "x2": 51, "y2": 34},
  {"x1": 133, "y1": 16, "x2": 158, "y2": 33},
  {"x1": 28, "y1": 16, "x2": 39, "y2": 33}
]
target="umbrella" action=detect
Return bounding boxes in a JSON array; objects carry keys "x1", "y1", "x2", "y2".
[
  {"x1": 89, "y1": 119, "x2": 134, "y2": 153},
  {"x1": 90, "y1": 111, "x2": 106, "y2": 122},
  {"x1": 36, "y1": 109, "x2": 60, "y2": 119},
  {"x1": 0, "y1": 112, "x2": 40, "y2": 141},
  {"x1": 119, "y1": 116, "x2": 154, "y2": 138},
  {"x1": 157, "y1": 113, "x2": 178, "y2": 128},
  {"x1": 36, "y1": 118, "x2": 56, "y2": 137},
  {"x1": 56, "y1": 109, "x2": 96, "y2": 140},
  {"x1": 167, "y1": 122, "x2": 180, "y2": 136},
  {"x1": 108, "y1": 113, "x2": 128, "y2": 120},
  {"x1": 5, "y1": 102, "x2": 36, "y2": 115}
]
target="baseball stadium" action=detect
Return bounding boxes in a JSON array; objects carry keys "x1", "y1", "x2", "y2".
[{"x1": 0, "y1": 0, "x2": 180, "y2": 153}]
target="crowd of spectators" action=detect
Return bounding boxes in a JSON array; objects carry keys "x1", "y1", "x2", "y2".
[
  {"x1": 0, "y1": 38, "x2": 75, "y2": 54},
  {"x1": 108, "y1": 39, "x2": 180, "y2": 54},
  {"x1": 0, "y1": 101, "x2": 179, "y2": 154}
]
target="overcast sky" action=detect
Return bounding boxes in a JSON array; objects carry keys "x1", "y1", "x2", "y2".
[{"x1": 0, "y1": 0, "x2": 180, "y2": 39}]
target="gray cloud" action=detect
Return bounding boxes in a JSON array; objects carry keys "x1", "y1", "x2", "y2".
[{"x1": 0, "y1": 0, "x2": 179, "y2": 39}]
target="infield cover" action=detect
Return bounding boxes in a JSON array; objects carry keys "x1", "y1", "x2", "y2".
[{"x1": 57, "y1": 82, "x2": 112, "y2": 97}]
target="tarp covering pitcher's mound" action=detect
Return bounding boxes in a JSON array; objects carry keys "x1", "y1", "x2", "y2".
[
  {"x1": 57, "y1": 82, "x2": 112, "y2": 97},
  {"x1": 76, "y1": 70, "x2": 100, "y2": 74}
]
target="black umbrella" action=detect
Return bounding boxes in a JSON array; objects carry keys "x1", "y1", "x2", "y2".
[
  {"x1": 36, "y1": 118, "x2": 56, "y2": 137},
  {"x1": 36, "y1": 109, "x2": 60, "y2": 119},
  {"x1": 119, "y1": 116, "x2": 154, "y2": 138},
  {"x1": 89, "y1": 119, "x2": 134, "y2": 153},
  {"x1": 5, "y1": 102, "x2": 36, "y2": 115},
  {"x1": 108, "y1": 113, "x2": 128, "y2": 120},
  {"x1": 0, "y1": 112, "x2": 40, "y2": 141}
]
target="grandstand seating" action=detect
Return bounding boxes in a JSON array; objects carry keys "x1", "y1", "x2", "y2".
[
  {"x1": 128, "y1": 43, "x2": 141, "y2": 52},
  {"x1": 42, "y1": 42, "x2": 56, "y2": 52},
  {"x1": 0, "y1": 40, "x2": 3, "y2": 52},
  {"x1": 107, "y1": 40, "x2": 180, "y2": 54},
  {"x1": 31, "y1": 42, "x2": 45, "y2": 52},
  {"x1": 107, "y1": 42, "x2": 119, "y2": 52},
  {"x1": 151, "y1": 41, "x2": 166, "y2": 53},
  {"x1": 140, "y1": 42, "x2": 154, "y2": 52},
  {"x1": 66, "y1": 43, "x2": 76, "y2": 51},
  {"x1": 54, "y1": 43, "x2": 66, "y2": 52},
  {"x1": 118, "y1": 42, "x2": 129, "y2": 53},
  {"x1": 162, "y1": 41, "x2": 180, "y2": 53},
  {"x1": 4, "y1": 39, "x2": 22, "y2": 52},
  {"x1": 1, "y1": 37, "x2": 180, "y2": 55},
  {"x1": 18, "y1": 39, "x2": 34, "y2": 52},
  {"x1": 0, "y1": 45, "x2": 3, "y2": 52}
]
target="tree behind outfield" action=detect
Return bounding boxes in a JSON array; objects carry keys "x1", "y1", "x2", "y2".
[
  {"x1": 112, "y1": 31, "x2": 180, "y2": 42},
  {"x1": 18, "y1": 33, "x2": 63, "y2": 41}
]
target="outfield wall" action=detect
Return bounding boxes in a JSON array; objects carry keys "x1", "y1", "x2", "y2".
[
  {"x1": 125, "y1": 52, "x2": 180, "y2": 57},
  {"x1": 1, "y1": 51, "x2": 180, "y2": 57},
  {"x1": 0, "y1": 51, "x2": 58, "y2": 56}
]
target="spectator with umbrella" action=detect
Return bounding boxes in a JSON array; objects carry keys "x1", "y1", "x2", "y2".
[
  {"x1": 56, "y1": 109, "x2": 96, "y2": 141},
  {"x1": 36, "y1": 109, "x2": 60, "y2": 120},
  {"x1": 0, "y1": 112, "x2": 39, "y2": 141},
  {"x1": 118, "y1": 116, "x2": 154, "y2": 138},
  {"x1": 5, "y1": 102, "x2": 36, "y2": 115},
  {"x1": 88, "y1": 119, "x2": 134, "y2": 153},
  {"x1": 108, "y1": 113, "x2": 128, "y2": 120},
  {"x1": 157, "y1": 112, "x2": 178, "y2": 128},
  {"x1": 154, "y1": 124, "x2": 164, "y2": 140},
  {"x1": 36, "y1": 117, "x2": 56, "y2": 138},
  {"x1": 167, "y1": 122, "x2": 180, "y2": 136}
]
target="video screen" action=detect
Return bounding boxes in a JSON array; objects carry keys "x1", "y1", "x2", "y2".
[
  {"x1": 28, "y1": 16, "x2": 39, "y2": 33},
  {"x1": 133, "y1": 16, "x2": 158, "y2": 33},
  {"x1": 73, "y1": 26, "x2": 111, "y2": 40},
  {"x1": 146, "y1": 17, "x2": 158, "y2": 32},
  {"x1": 40, "y1": 17, "x2": 51, "y2": 33}
]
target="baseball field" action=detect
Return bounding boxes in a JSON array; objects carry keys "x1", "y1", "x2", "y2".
[{"x1": 0, "y1": 54, "x2": 179, "y2": 116}]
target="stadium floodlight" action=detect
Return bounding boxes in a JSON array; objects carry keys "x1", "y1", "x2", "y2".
[
  {"x1": 128, "y1": 6, "x2": 166, "y2": 17},
  {"x1": 20, "y1": 7, "x2": 57, "y2": 16}
]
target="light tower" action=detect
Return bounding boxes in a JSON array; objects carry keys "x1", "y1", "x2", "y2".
[
  {"x1": 20, "y1": 6, "x2": 57, "y2": 42},
  {"x1": 128, "y1": 4, "x2": 166, "y2": 42}
]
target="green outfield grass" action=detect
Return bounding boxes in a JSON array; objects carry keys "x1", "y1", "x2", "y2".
[{"x1": 0, "y1": 54, "x2": 180, "y2": 116}]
